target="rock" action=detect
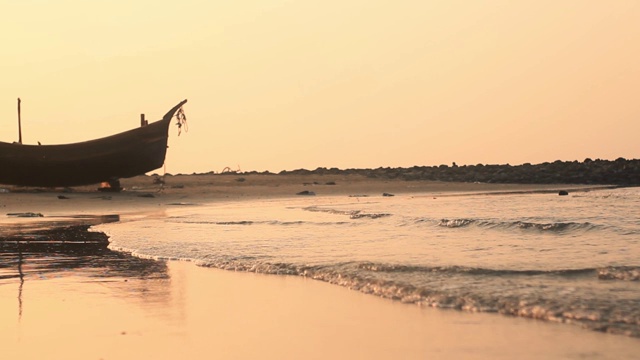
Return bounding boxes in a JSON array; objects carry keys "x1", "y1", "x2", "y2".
[
  {"x1": 382, "y1": 192, "x2": 395, "y2": 197},
  {"x1": 558, "y1": 190, "x2": 569, "y2": 196},
  {"x1": 152, "y1": 175, "x2": 165, "y2": 185},
  {"x1": 7, "y1": 212, "x2": 43, "y2": 217},
  {"x1": 296, "y1": 190, "x2": 316, "y2": 196}
]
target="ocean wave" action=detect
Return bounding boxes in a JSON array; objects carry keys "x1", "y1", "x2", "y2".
[
  {"x1": 350, "y1": 213, "x2": 391, "y2": 220},
  {"x1": 438, "y1": 219, "x2": 475, "y2": 228},
  {"x1": 193, "y1": 258, "x2": 301, "y2": 275},
  {"x1": 215, "y1": 221, "x2": 255, "y2": 225},
  {"x1": 436, "y1": 218, "x2": 599, "y2": 232},
  {"x1": 107, "y1": 241, "x2": 640, "y2": 338},
  {"x1": 314, "y1": 265, "x2": 640, "y2": 337},
  {"x1": 354, "y1": 262, "x2": 597, "y2": 277},
  {"x1": 170, "y1": 219, "x2": 350, "y2": 226},
  {"x1": 509, "y1": 221, "x2": 595, "y2": 232},
  {"x1": 597, "y1": 266, "x2": 640, "y2": 281},
  {"x1": 303, "y1": 206, "x2": 391, "y2": 220},
  {"x1": 355, "y1": 262, "x2": 640, "y2": 282},
  {"x1": 191, "y1": 259, "x2": 640, "y2": 337}
]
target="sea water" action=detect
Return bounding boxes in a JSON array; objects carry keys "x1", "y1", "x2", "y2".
[{"x1": 95, "y1": 187, "x2": 640, "y2": 337}]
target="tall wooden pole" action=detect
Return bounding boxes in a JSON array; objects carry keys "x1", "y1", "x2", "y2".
[{"x1": 17, "y1": 98, "x2": 22, "y2": 144}]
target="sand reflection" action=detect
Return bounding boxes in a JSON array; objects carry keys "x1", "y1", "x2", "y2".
[{"x1": 0, "y1": 215, "x2": 171, "y2": 323}]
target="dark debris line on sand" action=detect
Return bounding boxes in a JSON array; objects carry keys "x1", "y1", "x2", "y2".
[
  {"x1": 1, "y1": 214, "x2": 120, "y2": 249},
  {"x1": 0, "y1": 225, "x2": 110, "y2": 248}
]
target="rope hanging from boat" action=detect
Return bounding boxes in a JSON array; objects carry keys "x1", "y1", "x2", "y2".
[{"x1": 175, "y1": 107, "x2": 188, "y2": 136}]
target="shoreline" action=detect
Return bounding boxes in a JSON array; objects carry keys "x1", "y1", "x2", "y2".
[
  {"x1": 2, "y1": 176, "x2": 638, "y2": 359},
  {"x1": 2, "y1": 256, "x2": 639, "y2": 360}
]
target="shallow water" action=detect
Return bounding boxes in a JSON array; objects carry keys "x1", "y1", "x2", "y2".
[{"x1": 88, "y1": 187, "x2": 640, "y2": 337}]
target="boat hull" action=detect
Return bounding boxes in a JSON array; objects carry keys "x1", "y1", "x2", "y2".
[{"x1": 0, "y1": 100, "x2": 186, "y2": 187}]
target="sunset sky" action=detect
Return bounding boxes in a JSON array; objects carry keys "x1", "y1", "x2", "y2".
[{"x1": 1, "y1": 1, "x2": 639, "y2": 174}]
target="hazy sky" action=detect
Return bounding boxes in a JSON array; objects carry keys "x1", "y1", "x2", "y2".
[{"x1": 2, "y1": 1, "x2": 639, "y2": 174}]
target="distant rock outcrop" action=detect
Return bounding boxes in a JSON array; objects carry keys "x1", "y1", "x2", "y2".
[{"x1": 278, "y1": 158, "x2": 640, "y2": 185}]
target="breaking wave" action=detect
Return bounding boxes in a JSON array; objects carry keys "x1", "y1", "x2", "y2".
[
  {"x1": 109, "y1": 238, "x2": 640, "y2": 339},
  {"x1": 598, "y1": 266, "x2": 640, "y2": 281},
  {"x1": 303, "y1": 206, "x2": 391, "y2": 220},
  {"x1": 100, "y1": 188, "x2": 640, "y2": 339},
  {"x1": 171, "y1": 219, "x2": 351, "y2": 226},
  {"x1": 437, "y1": 218, "x2": 600, "y2": 232},
  {"x1": 188, "y1": 259, "x2": 640, "y2": 337}
]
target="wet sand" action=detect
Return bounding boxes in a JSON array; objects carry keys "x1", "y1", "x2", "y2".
[
  {"x1": 2, "y1": 259, "x2": 639, "y2": 360},
  {"x1": 1, "y1": 174, "x2": 636, "y2": 359}
]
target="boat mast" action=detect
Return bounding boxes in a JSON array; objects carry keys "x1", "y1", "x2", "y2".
[{"x1": 17, "y1": 98, "x2": 22, "y2": 144}]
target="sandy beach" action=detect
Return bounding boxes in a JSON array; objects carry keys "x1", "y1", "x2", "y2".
[
  {"x1": 1, "y1": 174, "x2": 638, "y2": 360},
  {"x1": 1, "y1": 173, "x2": 605, "y2": 227}
]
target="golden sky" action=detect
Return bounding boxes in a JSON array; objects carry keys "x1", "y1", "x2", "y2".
[{"x1": 2, "y1": 1, "x2": 639, "y2": 173}]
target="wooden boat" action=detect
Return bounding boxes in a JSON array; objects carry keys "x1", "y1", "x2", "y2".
[{"x1": 0, "y1": 99, "x2": 187, "y2": 187}]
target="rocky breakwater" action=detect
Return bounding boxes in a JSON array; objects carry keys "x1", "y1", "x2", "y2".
[{"x1": 278, "y1": 158, "x2": 640, "y2": 186}]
